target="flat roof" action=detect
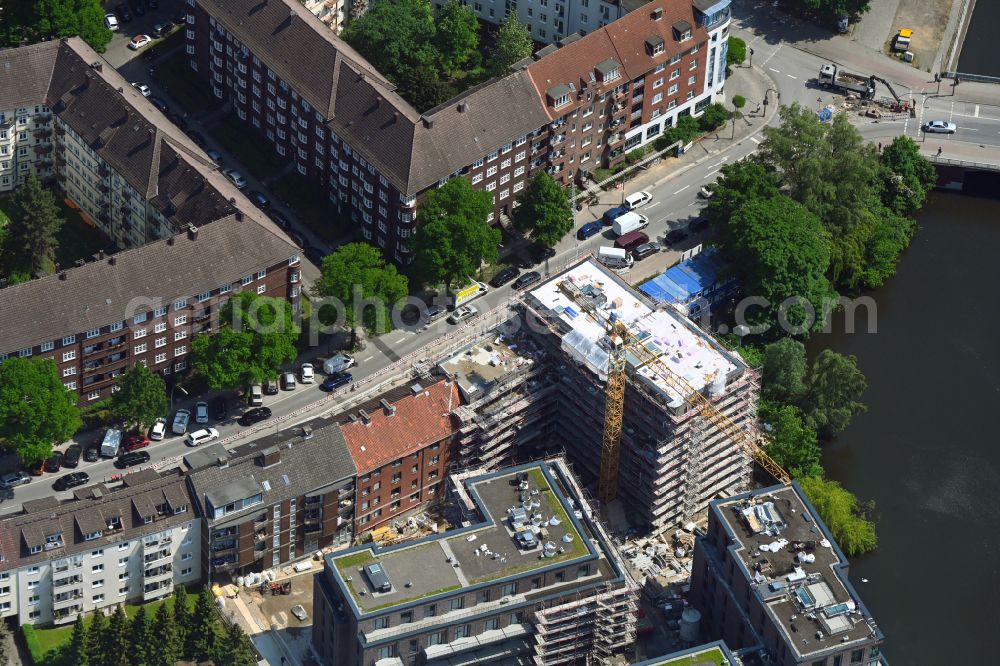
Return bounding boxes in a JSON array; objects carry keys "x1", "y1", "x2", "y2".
[
  {"x1": 525, "y1": 259, "x2": 742, "y2": 407},
  {"x1": 633, "y1": 642, "x2": 733, "y2": 665},
  {"x1": 330, "y1": 462, "x2": 595, "y2": 615},
  {"x1": 437, "y1": 337, "x2": 542, "y2": 402},
  {"x1": 712, "y1": 485, "x2": 882, "y2": 659}
]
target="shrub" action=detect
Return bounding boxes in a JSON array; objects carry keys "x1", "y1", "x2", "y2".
[
  {"x1": 23, "y1": 624, "x2": 45, "y2": 664},
  {"x1": 698, "y1": 103, "x2": 730, "y2": 131}
]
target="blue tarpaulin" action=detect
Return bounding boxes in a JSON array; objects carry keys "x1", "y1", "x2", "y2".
[
  {"x1": 640, "y1": 274, "x2": 690, "y2": 303},
  {"x1": 640, "y1": 249, "x2": 731, "y2": 306}
]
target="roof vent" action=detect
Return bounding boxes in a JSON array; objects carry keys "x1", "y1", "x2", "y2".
[
  {"x1": 652, "y1": 7, "x2": 663, "y2": 21},
  {"x1": 187, "y1": 225, "x2": 199, "y2": 241},
  {"x1": 216, "y1": 454, "x2": 229, "y2": 468},
  {"x1": 410, "y1": 383, "x2": 423, "y2": 396},
  {"x1": 235, "y1": 211, "x2": 244, "y2": 222},
  {"x1": 167, "y1": 236, "x2": 175, "y2": 246},
  {"x1": 108, "y1": 256, "x2": 116, "y2": 266},
  {"x1": 380, "y1": 399, "x2": 396, "y2": 416},
  {"x1": 58, "y1": 272, "x2": 67, "y2": 281},
  {"x1": 457, "y1": 102, "x2": 467, "y2": 113},
  {"x1": 91, "y1": 61, "x2": 103, "y2": 72},
  {"x1": 358, "y1": 409, "x2": 371, "y2": 425},
  {"x1": 301, "y1": 425, "x2": 313, "y2": 439}
]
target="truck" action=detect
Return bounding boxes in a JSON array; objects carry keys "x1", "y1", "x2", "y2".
[
  {"x1": 612, "y1": 211, "x2": 649, "y2": 237},
  {"x1": 597, "y1": 246, "x2": 633, "y2": 270},
  {"x1": 100, "y1": 427, "x2": 122, "y2": 458},
  {"x1": 451, "y1": 281, "x2": 489, "y2": 309},
  {"x1": 818, "y1": 64, "x2": 876, "y2": 99}
]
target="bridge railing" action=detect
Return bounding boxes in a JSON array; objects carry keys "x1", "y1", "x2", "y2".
[
  {"x1": 940, "y1": 71, "x2": 1000, "y2": 85},
  {"x1": 927, "y1": 155, "x2": 1000, "y2": 171}
]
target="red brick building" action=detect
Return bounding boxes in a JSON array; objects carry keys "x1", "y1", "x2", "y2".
[{"x1": 339, "y1": 381, "x2": 459, "y2": 535}]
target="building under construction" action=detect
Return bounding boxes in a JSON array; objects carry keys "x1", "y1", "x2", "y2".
[{"x1": 437, "y1": 258, "x2": 760, "y2": 533}]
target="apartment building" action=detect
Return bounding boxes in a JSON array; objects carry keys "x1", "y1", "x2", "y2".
[
  {"x1": 0, "y1": 469, "x2": 200, "y2": 627},
  {"x1": 337, "y1": 381, "x2": 460, "y2": 536},
  {"x1": 312, "y1": 458, "x2": 640, "y2": 666},
  {"x1": 0, "y1": 213, "x2": 301, "y2": 404},
  {"x1": 631, "y1": 641, "x2": 740, "y2": 666},
  {"x1": 185, "y1": 0, "x2": 730, "y2": 261},
  {"x1": 689, "y1": 484, "x2": 888, "y2": 666},
  {"x1": 185, "y1": 418, "x2": 356, "y2": 580},
  {"x1": 302, "y1": 0, "x2": 349, "y2": 33}
]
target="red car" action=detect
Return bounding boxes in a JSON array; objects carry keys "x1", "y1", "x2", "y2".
[{"x1": 123, "y1": 435, "x2": 150, "y2": 452}]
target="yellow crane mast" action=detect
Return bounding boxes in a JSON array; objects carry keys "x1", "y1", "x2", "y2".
[{"x1": 598, "y1": 323, "x2": 629, "y2": 504}]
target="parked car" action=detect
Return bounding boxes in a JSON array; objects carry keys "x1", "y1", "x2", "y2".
[
  {"x1": 83, "y1": 446, "x2": 100, "y2": 463},
  {"x1": 105, "y1": 14, "x2": 120, "y2": 30},
  {"x1": 172, "y1": 409, "x2": 191, "y2": 435},
  {"x1": 186, "y1": 428, "x2": 220, "y2": 447},
  {"x1": 149, "y1": 96, "x2": 169, "y2": 113},
  {"x1": 449, "y1": 304, "x2": 479, "y2": 324},
  {"x1": 186, "y1": 130, "x2": 207, "y2": 148},
  {"x1": 664, "y1": 229, "x2": 689, "y2": 245},
  {"x1": 922, "y1": 120, "x2": 956, "y2": 134},
  {"x1": 529, "y1": 244, "x2": 556, "y2": 265},
  {"x1": 63, "y1": 444, "x2": 82, "y2": 468},
  {"x1": 264, "y1": 378, "x2": 279, "y2": 395},
  {"x1": 123, "y1": 435, "x2": 150, "y2": 452},
  {"x1": 624, "y1": 191, "x2": 652, "y2": 209},
  {"x1": 602, "y1": 206, "x2": 629, "y2": 226},
  {"x1": 489, "y1": 266, "x2": 520, "y2": 288},
  {"x1": 425, "y1": 304, "x2": 448, "y2": 323},
  {"x1": 577, "y1": 221, "x2": 604, "y2": 240},
  {"x1": 300, "y1": 363, "x2": 315, "y2": 384},
  {"x1": 321, "y1": 373, "x2": 352, "y2": 391},
  {"x1": 268, "y1": 210, "x2": 291, "y2": 230},
  {"x1": 212, "y1": 396, "x2": 228, "y2": 420},
  {"x1": 54, "y1": 472, "x2": 90, "y2": 492},
  {"x1": 323, "y1": 353, "x2": 355, "y2": 375},
  {"x1": 281, "y1": 372, "x2": 297, "y2": 391},
  {"x1": 0, "y1": 471, "x2": 31, "y2": 489},
  {"x1": 249, "y1": 384, "x2": 264, "y2": 406},
  {"x1": 239, "y1": 407, "x2": 272, "y2": 426},
  {"x1": 128, "y1": 34, "x2": 152, "y2": 50},
  {"x1": 223, "y1": 168, "x2": 247, "y2": 189},
  {"x1": 632, "y1": 241, "x2": 661, "y2": 261},
  {"x1": 115, "y1": 451, "x2": 151, "y2": 469},
  {"x1": 174, "y1": 9, "x2": 188, "y2": 23},
  {"x1": 195, "y1": 401, "x2": 209, "y2": 424},
  {"x1": 150, "y1": 418, "x2": 167, "y2": 441},
  {"x1": 206, "y1": 149, "x2": 223, "y2": 165},
  {"x1": 30, "y1": 459, "x2": 46, "y2": 476},
  {"x1": 249, "y1": 190, "x2": 271, "y2": 210},
  {"x1": 45, "y1": 453, "x2": 63, "y2": 473},
  {"x1": 698, "y1": 186, "x2": 714, "y2": 199},
  {"x1": 151, "y1": 22, "x2": 171, "y2": 38},
  {"x1": 290, "y1": 605, "x2": 308, "y2": 621},
  {"x1": 131, "y1": 82, "x2": 151, "y2": 97},
  {"x1": 513, "y1": 271, "x2": 542, "y2": 290}
]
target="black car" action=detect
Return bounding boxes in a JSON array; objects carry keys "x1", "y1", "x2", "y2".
[
  {"x1": 268, "y1": 210, "x2": 291, "y2": 230},
  {"x1": 264, "y1": 378, "x2": 279, "y2": 395},
  {"x1": 489, "y1": 266, "x2": 520, "y2": 288},
  {"x1": 83, "y1": 446, "x2": 100, "y2": 463},
  {"x1": 664, "y1": 229, "x2": 689, "y2": 245},
  {"x1": 689, "y1": 217, "x2": 709, "y2": 233},
  {"x1": 321, "y1": 373, "x2": 352, "y2": 391},
  {"x1": 168, "y1": 112, "x2": 188, "y2": 132},
  {"x1": 115, "y1": 451, "x2": 151, "y2": 469},
  {"x1": 174, "y1": 9, "x2": 188, "y2": 24},
  {"x1": 186, "y1": 130, "x2": 207, "y2": 148},
  {"x1": 116, "y1": 3, "x2": 132, "y2": 21},
  {"x1": 529, "y1": 243, "x2": 556, "y2": 265},
  {"x1": 149, "y1": 96, "x2": 169, "y2": 113},
  {"x1": 239, "y1": 406, "x2": 272, "y2": 426},
  {"x1": 54, "y1": 472, "x2": 90, "y2": 492},
  {"x1": 249, "y1": 190, "x2": 271, "y2": 210},
  {"x1": 212, "y1": 396, "x2": 228, "y2": 420},
  {"x1": 512, "y1": 271, "x2": 542, "y2": 290},
  {"x1": 45, "y1": 452, "x2": 63, "y2": 473},
  {"x1": 63, "y1": 445, "x2": 82, "y2": 468},
  {"x1": 151, "y1": 22, "x2": 170, "y2": 38}
]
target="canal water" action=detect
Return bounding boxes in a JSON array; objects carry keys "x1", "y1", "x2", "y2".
[
  {"x1": 808, "y1": 193, "x2": 999, "y2": 664},
  {"x1": 957, "y1": 1, "x2": 998, "y2": 76}
]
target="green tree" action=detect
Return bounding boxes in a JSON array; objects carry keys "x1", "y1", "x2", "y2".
[
  {"x1": 880, "y1": 135, "x2": 936, "y2": 214},
  {"x1": 185, "y1": 588, "x2": 218, "y2": 661},
  {"x1": 704, "y1": 159, "x2": 781, "y2": 226},
  {"x1": 412, "y1": 178, "x2": 500, "y2": 291},
  {"x1": 799, "y1": 476, "x2": 877, "y2": 555},
  {"x1": 511, "y1": 171, "x2": 574, "y2": 247},
  {"x1": 66, "y1": 614, "x2": 89, "y2": 666},
  {"x1": 0, "y1": 357, "x2": 81, "y2": 465},
  {"x1": 313, "y1": 243, "x2": 409, "y2": 347},
  {"x1": 726, "y1": 36, "x2": 747, "y2": 68},
  {"x1": 697, "y1": 103, "x2": 730, "y2": 132},
  {"x1": 730, "y1": 95, "x2": 746, "y2": 138},
  {"x1": 721, "y1": 196, "x2": 836, "y2": 335},
  {"x1": 151, "y1": 603, "x2": 180, "y2": 666},
  {"x1": 761, "y1": 338, "x2": 808, "y2": 404},
  {"x1": 191, "y1": 292, "x2": 299, "y2": 390},
  {"x1": 802, "y1": 349, "x2": 867, "y2": 437},
  {"x1": 341, "y1": 0, "x2": 439, "y2": 84},
  {"x1": 104, "y1": 604, "x2": 130, "y2": 666},
  {"x1": 215, "y1": 622, "x2": 258, "y2": 666},
  {"x1": 173, "y1": 585, "x2": 191, "y2": 652},
  {"x1": 436, "y1": 0, "x2": 480, "y2": 73},
  {"x1": 3, "y1": 171, "x2": 63, "y2": 275},
  {"x1": 0, "y1": 0, "x2": 112, "y2": 52},
  {"x1": 87, "y1": 610, "x2": 107, "y2": 666},
  {"x1": 128, "y1": 606, "x2": 152, "y2": 666},
  {"x1": 662, "y1": 113, "x2": 701, "y2": 145},
  {"x1": 789, "y1": 0, "x2": 871, "y2": 22},
  {"x1": 110, "y1": 364, "x2": 168, "y2": 431},
  {"x1": 489, "y1": 13, "x2": 533, "y2": 77},
  {"x1": 760, "y1": 402, "x2": 823, "y2": 478},
  {"x1": 396, "y1": 64, "x2": 452, "y2": 113}
]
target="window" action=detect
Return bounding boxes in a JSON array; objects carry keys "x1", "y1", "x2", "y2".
[
  {"x1": 41, "y1": 341, "x2": 54, "y2": 352},
  {"x1": 133, "y1": 312, "x2": 147, "y2": 324},
  {"x1": 484, "y1": 617, "x2": 500, "y2": 631},
  {"x1": 175, "y1": 346, "x2": 187, "y2": 357},
  {"x1": 256, "y1": 284, "x2": 266, "y2": 294},
  {"x1": 455, "y1": 625, "x2": 470, "y2": 639},
  {"x1": 174, "y1": 315, "x2": 187, "y2": 326},
  {"x1": 155, "y1": 306, "x2": 168, "y2": 317},
  {"x1": 428, "y1": 631, "x2": 444, "y2": 645},
  {"x1": 374, "y1": 616, "x2": 389, "y2": 630},
  {"x1": 62, "y1": 350, "x2": 76, "y2": 362},
  {"x1": 652, "y1": 93, "x2": 663, "y2": 104},
  {"x1": 450, "y1": 597, "x2": 464, "y2": 611},
  {"x1": 110, "y1": 321, "x2": 123, "y2": 332},
  {"x1": 63, "y1": 367, "x2": 76, "y2": 377},
  {"x1": 400, "y1": 611, "x2": 412, "y2": 624},
  {"x1": 133, "y1": 328, "x2": 146, "y2": 339},
  {"x1": 62, "y1": 335, "x2": 76, "y2": 345},
  {"x1": 154, "y1": 322, "x2": 167, "y2": 333},
  {"x1": 501, "y1": 582, "x2": 516, "y2": 596},
  {"x1": 668, "y1": 84, "x2": 678, "y2": 95},
  {"x1": 154, "y1": 353, "x2": 167, "y2": 364},
  {"x1": 93, "y1": 593, "x2": 104, "y2": 603},
  {"x1": 92, "y1": 563, "x2": 104, "y2": 572},
  {"x1": 134, "y1": 343, "x2": 147, "y2": 355}
]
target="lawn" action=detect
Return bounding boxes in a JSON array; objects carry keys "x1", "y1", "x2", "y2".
[
  {"x1": 153, "y1": 48, "x2": 220, "y2": 115},
  {"x1": 270, "y1": 172, "x2": 353, "y2": 244},
  {"x1": 53, "y1": 202, "x2": 112, "y2": 270},
  {"x1": 649, "y1": 646, "x2": 729, "y2": 666},
  {"x1": 209, "y1": 114, "x2": 288, "y2": 180}
]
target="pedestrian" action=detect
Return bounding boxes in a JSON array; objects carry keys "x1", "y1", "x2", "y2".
[
  {"x1": 877, "y1": 142, "x2": 882, "y2": 153},
  {"x1": 937, "y1": 146, "x2": 943, "y2": 156}
]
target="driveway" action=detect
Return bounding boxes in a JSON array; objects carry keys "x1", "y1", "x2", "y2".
[{"x1": 102, "y1": 0, "x2": 186, "y2": 69}]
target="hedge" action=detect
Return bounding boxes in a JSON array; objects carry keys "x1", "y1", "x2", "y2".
[{"x1": 23, "y1": 624, "x2": 45, "y2": 665}]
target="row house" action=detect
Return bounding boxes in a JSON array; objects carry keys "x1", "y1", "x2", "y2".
[
  {"x1": 185, "y1": 0, "x2": 730, "y2": 263},
  {"x1": 0, "y1": 469, "x2": 200, "y2": 627}
]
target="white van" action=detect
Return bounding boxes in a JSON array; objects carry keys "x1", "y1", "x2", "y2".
[
  {"x1": 100, "y1": 428, "x2": 123, "y2": 458},
  {"x1": 249, "y1": 384, "x2": 263, "y2": 406},
  {"x1": 323, "y1": 353, "x2": 356, "y2": 375},
  {"x1": 598, "y1": 246, "x2": 634, "y2": 269},
  {"x1": 612, "y1": 212, "x2": 649, "y2": 237},
  {"x1": 624, "y1": 191, "x2": 652, "y2": 210}
]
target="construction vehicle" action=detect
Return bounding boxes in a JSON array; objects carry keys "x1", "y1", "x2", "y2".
[
  {"x1": 556, "y1": 281, "x2": 790, "y2": 506},
  {"x1": 893, "y1": 28, "x2": 912, "y2": 52},
  {"x1": 818, "y1": 64, "x2": 876, "y2": 99}
]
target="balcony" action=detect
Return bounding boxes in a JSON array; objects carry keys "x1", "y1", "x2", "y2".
[
  {"x1": 53, "y1": 561, "x2": 82, "y2": 574},
  {"x1": 33, "y1": 144, "x2": 52, "y2": 155},
  {"x1": 302, "y1": 510, "x2": 322, "y2": 524},
  {"x1": 143, "y1": 581, "x2": 173, "y2": 602},
  {"x1": 53, "y1": 591, "x2": 84, "y2": 608},
  {"x1": 144, "y1": 564, "x2": 173, "y2": 582},
  {"x1": 549, "y1": 134, "x2": 566, "y2": 146},
  {"x1": 303, "y1": 523, "x2": 321, "y2": 534},
  {"x1": 210, "y1": 555, "x2": 237, "y2": 571},
  {"x1": 213, "y1": 540, "x2": 237, "y2": 553},
  {"x1": 144, "y1": 535, "x2": 172, "y2": 550},
  {"x1": 53, "y1": 575, "x2": 83, "y2": 589},
  {"x1": 144, "y1": 548, "x2": 171, "y2": 566},
  {"x1": 53, "y1": 605, "x2": 83, "y2": 624},
  {"x1": 213, "y1": 527, "x2": 239, "y2": 538}
]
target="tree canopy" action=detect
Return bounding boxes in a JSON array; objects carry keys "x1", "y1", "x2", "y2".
[
  {"x1": 436, "y1": 0, "x2": 480, "y2": 73},
  {"x1": 489, "y1": 13, "x2": 534, "y2": 77},
  {"x1": 412, "y1": 178, "x2": 500, "y2": 290},
  {"x1": 760, "y1": 402, "x2": 823, "y2": 479},
  {"x1": 761, "y1": 337, "x2": 808, "y2": 404},
  {"x1": 726, "y1": 36, "x2": 746, "y2": 68},
  {"x1": 880, "y1": 135, "x2": 937, "y2": 214},
  {"x1": 3, "y1": 171, "x2": 63, "y2": 275},
  {"x1": 191, "y1": 291, "x2": 299, "y2": 390},
  {"x1": 111, "y1": 364, "x2": 168, "y2": 431},
  {"x1": 787, "y1": 0, "x2": 872, "y2": 23},
  {"x1": 0, "y1": 357, "x2": 81, "y2": 464},
  {"x1": 314, "y1": 242, "x2": 409, "y2": 345},
  {"x1": 0, "y1": 0, "x2": 113, "y2": 52},
  {"x1": 799, "y1": 475, "x2": 877, "y2": 555},
  {"x1": 512, "y1": 171, "x2": 574, "y2": 247},
  {"x1": 802, "y1": 349, "x2": 867, "y2": 437}
]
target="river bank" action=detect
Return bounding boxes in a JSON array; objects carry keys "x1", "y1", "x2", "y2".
[{"x1": 808, "y1": 191, "x2": 999, "y2": 664}]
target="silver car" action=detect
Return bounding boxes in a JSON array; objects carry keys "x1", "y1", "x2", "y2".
[
  {"x1": 0, "y1": 471, "x2": 31, "y2": 489},
  {"x1": 448, "y1": 305, "x2": 479, "y2": 324},
  {"x1": 922, "y1": 120, "x2": 956, "y2": 134}
]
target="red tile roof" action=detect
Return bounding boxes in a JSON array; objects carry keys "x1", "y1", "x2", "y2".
[{"x1": 341, "y1": 380, "x2": 459, "y2": 473}]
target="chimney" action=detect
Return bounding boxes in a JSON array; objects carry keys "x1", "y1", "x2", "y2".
[
  {"x1": 108, "y1": 256, "x2": 116, "y2": 266},
  {"x1": 235, "y1": 211, "x2": 244, "y2": 222},
  {"x1": 301, "y1": 424, "x2": 313, "y2": 439},
  {"x1": 261, "y1": 448, "x2": 281, "y2": 467},
  {"x1": 187, "y1": 225, "x2": 199, "y2": 241},
  {"x1": 652, "y1": 7, "x2": 663, "y2": 20},
  {"x1": 167, "y1": 236, "x2": 175, "y2": 246},
  {"x1": 58, "y1": 272, "x2": 67, "y2": 281},
  {"x1": 457, "y1": 102, "x2": 467, "y2": 113},
  {"x1": 380, "y1": 399, "x2": 396, "y2": 416},
  {"x1": 422, "y1": 117, "x2": 434, "y2": 129},
  {"x1": 91, "y1": 61, "x2": 102, "y2": 72},
  {"x1": 358, "y1": 409, "x2": 371, "y2": 425}
]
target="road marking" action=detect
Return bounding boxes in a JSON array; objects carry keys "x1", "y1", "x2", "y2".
[
  {"x1": 957, "y1": 127, "x2": 978, "y2": 131},
  {"x1": 674, "y1": 185, "x2": 690, "y2": 195},
  {"x1": 750, "y1": 136, "x2": 761, "y2": 144},
  {"x1": 769, "y1": 67, "x2": 780, "y2": 73},
  {"x1": 707, "y1": 169, "x2": 720, "y2": 177},
  {"x1": 786, "y1": 74, "x2": 797, "y2": 80},
  {"x1": 974, "y1": 104, "x2": 980, "y2": 118},
  {"x1": 761, "y1": 44, "x2": 782, "y2": 66},
  {"x1": 647, "y1": 201, "x2": 660, "y2": 208},
  {"x1": 362, "y1": 356, "x2": 374, "y2": 362}
]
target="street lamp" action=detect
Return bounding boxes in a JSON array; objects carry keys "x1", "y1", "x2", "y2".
[
  {"x1": 748, "y1": 48, "x2": 754, "y2": 68},
  {"x1": 170, "y1": 385, "x2": 188, "y2": 412}
]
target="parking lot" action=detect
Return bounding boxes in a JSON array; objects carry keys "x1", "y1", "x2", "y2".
[{"x1": 101, "y1": 0, "x2": 187, "y2": 68}]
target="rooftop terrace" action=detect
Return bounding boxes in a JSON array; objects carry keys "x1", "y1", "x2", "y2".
[
  {"x1": 330, "y1": 462, "x2": 595, "y2": 615},
  {"x1": 525, "y1": 259, "x2": 743, "y2": 408},
  {"x1": 634, "y1": 643, "x2": 732, "y2": 666},
  {"x1": 714, "y1": 485, "x2": 882, "y2": 659}
]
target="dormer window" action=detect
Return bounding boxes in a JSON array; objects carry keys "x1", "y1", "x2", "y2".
[
  {"x1": 174, "y1": 504, "x2": 188, "y2": 515},
  {"x1": 673, "y1": 20, "x2": 692, "y2": 42},
  {"x1": 84, "y1": 531, "x2": 102, "y2": 541},
  {"x1": 595, "y1": 59, "x2": 622, "y2": 83},
  {"x1": 646, "y1": 36, "x2": 665, "y2": 56},
  {"x1": 546, "y1": 84, "x2": 573, "y2": 110},
  {"x1": 29, "y1": 545, "x2": 42, "y2": 555}
]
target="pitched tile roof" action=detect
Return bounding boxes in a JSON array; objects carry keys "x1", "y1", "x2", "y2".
[
  {"x1": 186, "y1": 418, "x2": 356, "y2": 526},
  {"x1": 340, "y1": 380, "x2": 458, "y2": 473},
  {"x1": 0, "y1": 213, "x2": 298, "y2": 354},
  {"x1": 0, "y1": 40, "x2": 59, "y2": 111},
  {"x1": 0, "y1": 469, "x2": 196, "y2": 570}
]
